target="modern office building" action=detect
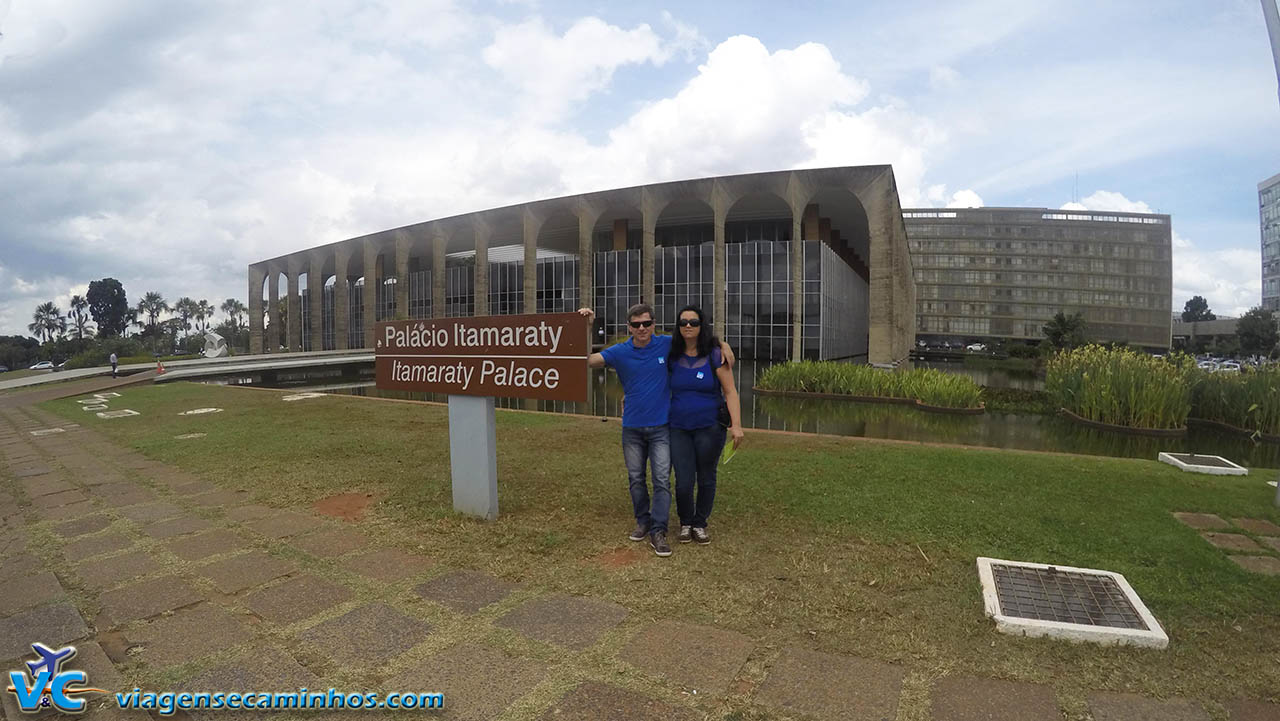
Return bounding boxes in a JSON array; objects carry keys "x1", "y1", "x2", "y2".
[
  {"x1": 248, "y1": 166, "x2": 916, "y2": 364},
  {"x1": 1261, "y1": 172, "x2": 1280, "y2": 313},
  {"x1": 904, "y1": 207, "x2": 1173, "y2": 349}
]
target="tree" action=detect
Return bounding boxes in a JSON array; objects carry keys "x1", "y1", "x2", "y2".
[
  {"x1": 173, "y1": 297, "x2": 197, "y2": 335},
  {"x1": 195, "y1": 299, "x2": 214, "y2": 333},
  {"x1": 136, "y1": 292, "x2": 169, "y2": 332},
  {"x1": 1042, "y1": 311, "x2": 1087, "y2": 350},
  {"x1": 1236, "y1": 306, "x2": 1279, "y2": 356},
  {"x1": 68, "y1": 295, "x2": 95, "y2": 340},
  {"x1": 27, "y1": 302, "x2": 66, "y2": 343},
  {"x1": 220, "y1": 298, "x2": 247, "y2": 331},
  {"x1": 86, "y1": 278, "x2": 129, "y2": 337},
  {"x1": 1182, "y1": 295, "x2": 1216, "y2": 322}
]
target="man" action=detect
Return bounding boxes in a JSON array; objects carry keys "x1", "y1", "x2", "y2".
[
  {"x1": 109, "y1": 352, "x2": 118, "y2": 379},
  {"x1": 580, "y1": 304, "x2": 732, "y2": 557}
]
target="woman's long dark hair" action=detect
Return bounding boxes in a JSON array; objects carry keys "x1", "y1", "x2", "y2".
[{"x1": 669, "y1": 304, "x2": 718, "y2": 362}]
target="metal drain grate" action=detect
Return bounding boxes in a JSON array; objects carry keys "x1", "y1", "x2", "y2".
[
  {"x1": 1166, "y1": 454, "x2": 1236, "y2": 468},
  {"x1": 1158, "y1": 452, "x2": 1248, "y2": 476},
  {"x1": 991, "y1": 563, "x2": 1147, "y2": 630}
]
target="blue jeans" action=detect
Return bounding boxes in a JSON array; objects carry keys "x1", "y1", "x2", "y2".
[
  {"x1": 621, "y1": 425, "x2": 671, "y2": 534},
  {"x1": 670, "y1": 424, "x2": 726, "y2": 528}
]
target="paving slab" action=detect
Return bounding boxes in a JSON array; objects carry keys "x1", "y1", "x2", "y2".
[
  {"x1": 164, "y1": 529, "x2": 249, "y2": 561},
  {"x1": 621, "y1": 620, "x2": 753, "y2": 697},
  {"x1": 140, "y1": 515, "x2": 215, "y2": 539},
  {"x1": 97, "y1": 575, "x2": 206, "y2": 626},
  {"x1": 117, "y1": 502, "x2": 185, "y2": 525},
  {"x1": 1172, "y1": 512, "x2": 1231, "y2": 530},
  {"x1": 290, "y1": 527, "x2": 370, "y2": 558},
  {"x1": 35, "y1": 499, "x2": 98, "y2": 521},
  {"x1": 755, "y1": 647, "x2": 901, "y2": 721},
  {"x1": 0, "y1": 603, "x2": 89, "y2": 662},
  {"x1": 21, "y1": 475, "x2": 75, "y2": 497},
  {"x1": 388, "y1": 643, "x2": 547, "y2": 721},
  {"x1": 243, "y1": 575, "x2": 355, "y2": 624},
  {"x1": 63, "y1": 532, "x2": 133, "y2": 562},
  {"x1": 1088, "y1": 692, "x2": 1209, "y2": 721},
  {"x1": 181, "y1": 647, "x2": 319, "y2": 695},
  {"x1": 1229, "y1": 555, "x2": 1280, "y2": 575},
  {"x1": 299, "y1": 602, "x2": 432, "y2": 667},
  {"x1": 1202, "y1": 532, "x2": 1264, "y2": 552},
  {"x1": 1224, "y1": 699, "x2": 1280, "y2": 720},
  {"x1": 930, "y1": 676, "x2": 1059, "y2": 721},
  {"x1": 496, "y1": 594, "x2": 627, "y2": 650},
  {"x1": 243, "y1": 511, "x2": 327, "y2": 539},
  {"x1": 33, "y1": 488, "x2": 92, "y2": 510},
  {"x1": 198, "y1": 551, "x2": 297, "y2": 593},
  {"x1": 539, "y1": 681, "x2": 699, "y2": 721},
  {"x1": 169, "y1": 479, "x2": 220, "y2": 496},
  {"x1": 75, "y1": 550, "x2": 164, "y2": 590},
  {"x1": 1234, "y1": 518, "x2": 1280, "y2": 536},
  {"x1": 223, "y1": 504, "x2": 274, "y2": 522},
  {"x1": 13, "y1": 464, "x2": 53, "y2": 478},
  {"x1": 338, "y1": 548, "x2": 433, "y2": 582},
  {"x1": 188, "y1": 489, "x2": 253, "y2": 508},
  {"x1": 51, "y1": 514, "x2": 113, "y2": 538},
  {"x1": 414, "y1": 569, "x2": 520, "y2": 613},
  {"x1": 0, "y1": 553, "x2": 44, "y2": 581},
  {"x1": 0, "y1": 570, "x2": 66, "y2": 614},
  {"x1": 130, "y1": 602, "x2": 255, "y2": 668},
  {"x1": 1261, "y1": 536, "x2": 1280, "y2": 553}
]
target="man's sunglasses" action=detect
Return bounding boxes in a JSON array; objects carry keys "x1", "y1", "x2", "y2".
[
  {"x1": 628, "y1": 320, "x2": 654, "y2": 329},
  {"x1": 676, "y1": 319, "x2": 701, "y2": 327}
]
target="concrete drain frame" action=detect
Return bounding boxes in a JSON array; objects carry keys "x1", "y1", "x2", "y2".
[
  {"x1": 1157, "y1": 452, "x2": 1248, "y2": 476},
  {"x1": 976, "y1": 557, "x2": 1168, "y2": 649}
]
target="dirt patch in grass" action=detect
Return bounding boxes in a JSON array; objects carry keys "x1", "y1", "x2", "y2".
[
  {"x1": 588, "y1": 546, "x2": 646, "y2": 569},
  {"x1": 312, "y1": 492, "x2": 375, "y2": 521}
]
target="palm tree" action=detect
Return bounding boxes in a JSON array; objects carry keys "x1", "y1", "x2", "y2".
[
  {"x1": 221, "y1": 298, "x2": 247, "y2": 331},
  {"x1": 136, "y1": 292, "x2": 169, "y2": 331},
  {"x1": 1042, "y1": 311, "x2": 1087, "y2": 350},
  {"x1": 28, "y1": 302, "x2": 66, "y2": 343},
  {"x1": 68, "y1": 294, "x2": 95, "y2": 340},
  {"x1": 195, "y1": 299, "x2": 214, "y2": 333},
  {"x1": 173, "y1": 297, "x2": 197, "y2": 335}
]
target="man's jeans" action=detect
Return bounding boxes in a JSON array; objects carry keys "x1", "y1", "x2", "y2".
[
  {"x1": 621, "y1": 425, "x2": 671, "y2": 534},
  {"x1": 670, "y1": 424, "x2": 726, "y2": 528}
]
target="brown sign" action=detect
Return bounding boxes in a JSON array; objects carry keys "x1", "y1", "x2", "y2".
[{"x1": 374, "y1": 313, "x2": 589, "y2": 401}]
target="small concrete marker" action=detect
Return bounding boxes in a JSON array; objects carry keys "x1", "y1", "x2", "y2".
[
  {"x1": 174, "y1": 433, "x2": 207, "y2": 440},
  {"x1": 97, "y1": 409, "x2": 140, "y2": 419},
  {"x1": 30, "y1": 428, "x2": 66, "y2": 436},
  {"x1": 281, "y1": 392, "x2": 325, "y2": 401},
  {"x1": 82, "y1": 405, "x2": 108, "y2": 411},
  {"x1": 178, "y1": 408, "x2": 222, "y2": 415}
]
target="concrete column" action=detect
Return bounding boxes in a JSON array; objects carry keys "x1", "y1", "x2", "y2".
[
  {"x1": 286, "y1": 265, "x2": 302, "y2": 352},
  {"x1": 578, "y1": 214, "x2": 594, "y2": 310},
  {"x1": 432, "y1": 233, "x2": 446, "y2": 318},
  {"x1": 308, "y1": 254, "x2": 323, "y2": 351},
  {"x1": 713, "y1": 206, "x2": 727, "y2": 340},
  {"x1": 642, "y1": 214, "x2": 656, "y2": 305},
  {"x1": 335, "y1": 250, "x2": 349, "y2": 350},
  {"x1": 248, "y1": 265, "x2": 265, "y2": 354},
  {"x1": 523, "y1": 209, "x2": 539, "y2": 314},
  {"x1": 363, "y1": 240, "x2": 378, "y2": 348},
  {"x1": 474, "y1": 221, "x2": 489, "y2": 316},
  {"x1": 792, "y1": 215, "x2": 805, "y2": 361},
  {"x1": 395, "y1": 233, "x2": 410, "y2": 320},
  {"x1": 267, "y1": 268, "x2": 281, "y2": 353},
  {"x1": 613, "y1": 219, "x2": 628, "y2": 251}
]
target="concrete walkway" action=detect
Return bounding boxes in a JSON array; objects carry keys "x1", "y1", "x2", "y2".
[{"x1": 0, "y1": 402, "x2": 1277, "y2": 719}]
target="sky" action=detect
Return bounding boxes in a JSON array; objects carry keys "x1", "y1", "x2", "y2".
[{"x1": 2, "y1": 0, "x2": 1278, "y2": 336}]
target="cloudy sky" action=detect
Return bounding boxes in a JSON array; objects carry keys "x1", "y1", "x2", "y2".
[{"x1": 2, "y1": 0, "x2": 1278, "y2": 336}]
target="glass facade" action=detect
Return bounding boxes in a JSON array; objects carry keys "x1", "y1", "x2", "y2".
[
  {"x1": 348, "y1": 279, "x2": 364, "y2": 348},
  {"x1": 593, "y1": 248, "x2": 641, "y2": 341},
  {"x1": 488, "y1": 261, "x2": 524, "y2": 316},
  {"x1": 444, "y1": 261, "x2": 474, "y2": 318},
  {"x1": 536, "y1": 256, "x2": 579, "y2": 313},
  {"x1": 1261, "y1": 174, "x2": 1280, "y2": 313},
  {"x1": 300, "y1": 288, "x2": 311, "y2": 351},
  {"x1": 322, "y1": 285, "x2": 336, "y2": 351},
  {"x1": 375, "y1": 278, "x2": 396, "y2": 322},
  {"x1": 408, "y1": 270, "x2": 432, "y2": 320},
  {"x1": 905, "y1": 208, "x2": 1173, "y2": 348},
  {"x1": 654, "y1": 243, "x2": 714, "y2": 328}
]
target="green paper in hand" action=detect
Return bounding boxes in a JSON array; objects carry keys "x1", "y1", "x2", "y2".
[{"x1": 719, "y1": 440, "x2": 738, "y2": 465}]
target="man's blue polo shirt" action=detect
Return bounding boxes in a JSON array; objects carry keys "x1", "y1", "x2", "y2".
[{"x1": 601, "y1": 334, "x2": 672, "y2": 428}]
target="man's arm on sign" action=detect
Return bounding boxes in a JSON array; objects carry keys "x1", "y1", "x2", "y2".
[{"x1": 579, "y1": 307, "x2": 607, "y2": 368}]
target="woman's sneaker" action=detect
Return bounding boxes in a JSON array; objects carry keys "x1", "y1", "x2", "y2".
[
  {"x1": 691, "y1": 527, "x2": 711, "y2": 545},
  {"x1": 677, "y1": 525, "x2": 692, "y2": 543}
]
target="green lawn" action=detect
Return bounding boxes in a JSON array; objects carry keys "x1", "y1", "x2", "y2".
[
  {"x1": 42, "y1": 382, "x2": 1280, "y2": 703},
  {"x1": 2, "y1": 368, "x2": 51, "y2": 380}
]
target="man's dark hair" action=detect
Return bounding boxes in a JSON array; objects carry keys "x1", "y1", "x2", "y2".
[{"x1": 627, "y1": 303, "x2": 654, "y2": 320}]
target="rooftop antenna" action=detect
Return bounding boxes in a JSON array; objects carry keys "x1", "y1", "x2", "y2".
[{"x1": 1073, "y1": 172, "x2": 1079, "y2": 205}]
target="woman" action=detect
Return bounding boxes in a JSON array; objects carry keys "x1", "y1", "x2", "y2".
[{"x1": 667, "y1": 304, "x2": 743, "y2": 545}]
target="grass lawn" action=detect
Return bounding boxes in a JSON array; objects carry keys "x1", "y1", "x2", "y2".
[
  {"x1": 42, "y1": 382, "x2": 1280, "y2": 705},
  {"x1": 2, "y1": 368, "x2": 52, "y2": 380}
]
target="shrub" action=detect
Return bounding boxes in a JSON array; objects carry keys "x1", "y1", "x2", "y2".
[
  {"x1": 1046, "y1": 345, "x2": 1194, "y2": 430},
  {"x1": 1191, "y1": 366, "x2": 1280, "y2": 437},
  {"x1": 757, "y1": 361, "x2": 983, "y2": 409}
]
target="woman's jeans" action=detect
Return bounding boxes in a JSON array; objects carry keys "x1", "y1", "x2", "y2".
[
  {"x1": 670, "y1": 424, "x2": 726, "y2": 528},
  {"x1": 621, "y1": 425, "x2": 670, "y2": 534}
]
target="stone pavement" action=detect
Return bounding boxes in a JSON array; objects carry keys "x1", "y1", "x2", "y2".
[{"x1": 0, "y1": 401, "x2": 1277, "y2": 720}]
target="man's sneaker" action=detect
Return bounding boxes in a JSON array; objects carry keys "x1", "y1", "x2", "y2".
[
  {"x1": 628, "y1": 523, "x2": 649, "y2": 542},
  {"x1": 650, "y1": 531, "x2": 672, "y2": 557},
  {"x1": 691, "y1": 527, "x2": 711, "y2": 545},
  {"x1": 677, "y1": 525, "x2": 692, "y2": 543}
]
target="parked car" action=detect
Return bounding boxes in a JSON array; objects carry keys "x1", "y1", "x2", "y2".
[
  {"x1": 1218, "y1": 361, "x2": 1242, "y2": 373},
  {"x1": 966, "y1": 343, "x2": 986, "y2": 352},
  {"x1": 1196, "y1": 360, "x2": 1216, "y2": 371},
  {"x1": 29, "y1": 361, "x2": 54, "y2": 370}
]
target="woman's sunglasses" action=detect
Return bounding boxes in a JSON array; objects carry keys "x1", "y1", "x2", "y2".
[
  {"x1": 628, "y1": 320, "x2": 654, "y2": 329},
  {"x1": 676, "y1": 319, "x2": 701, "y2": 327}
]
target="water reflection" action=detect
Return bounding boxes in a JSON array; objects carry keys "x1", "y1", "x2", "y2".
[
  {"x1": 914, "y1": 360, "x2": 1044, "y2": 391},
  {"x1": 204, "y1": 360, "x2": 1279, "y2": 468}
]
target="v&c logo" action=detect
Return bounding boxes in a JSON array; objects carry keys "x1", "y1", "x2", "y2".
[{"x1": 6, "y1": 642, "x2": 107, "y2": 714}]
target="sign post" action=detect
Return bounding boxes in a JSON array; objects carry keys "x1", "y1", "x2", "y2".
[{"x1": 374, "y1": 313, "x2": 589, "y2": 520}]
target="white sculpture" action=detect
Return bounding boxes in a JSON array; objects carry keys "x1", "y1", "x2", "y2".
[{"x1": 203, "y1": 331, "x2": 229, "y2": 358}]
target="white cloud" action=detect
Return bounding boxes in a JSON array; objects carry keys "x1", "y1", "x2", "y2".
[
  {"x1": 946, "y1": 189, "x2": 983, "y2": 208},
  {"x1": 929, "y1": 65, "x2": 961, "y2": 90},
  {"x1": 1060, "y1": 190, "x2": 1154, "y2": 214}
]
